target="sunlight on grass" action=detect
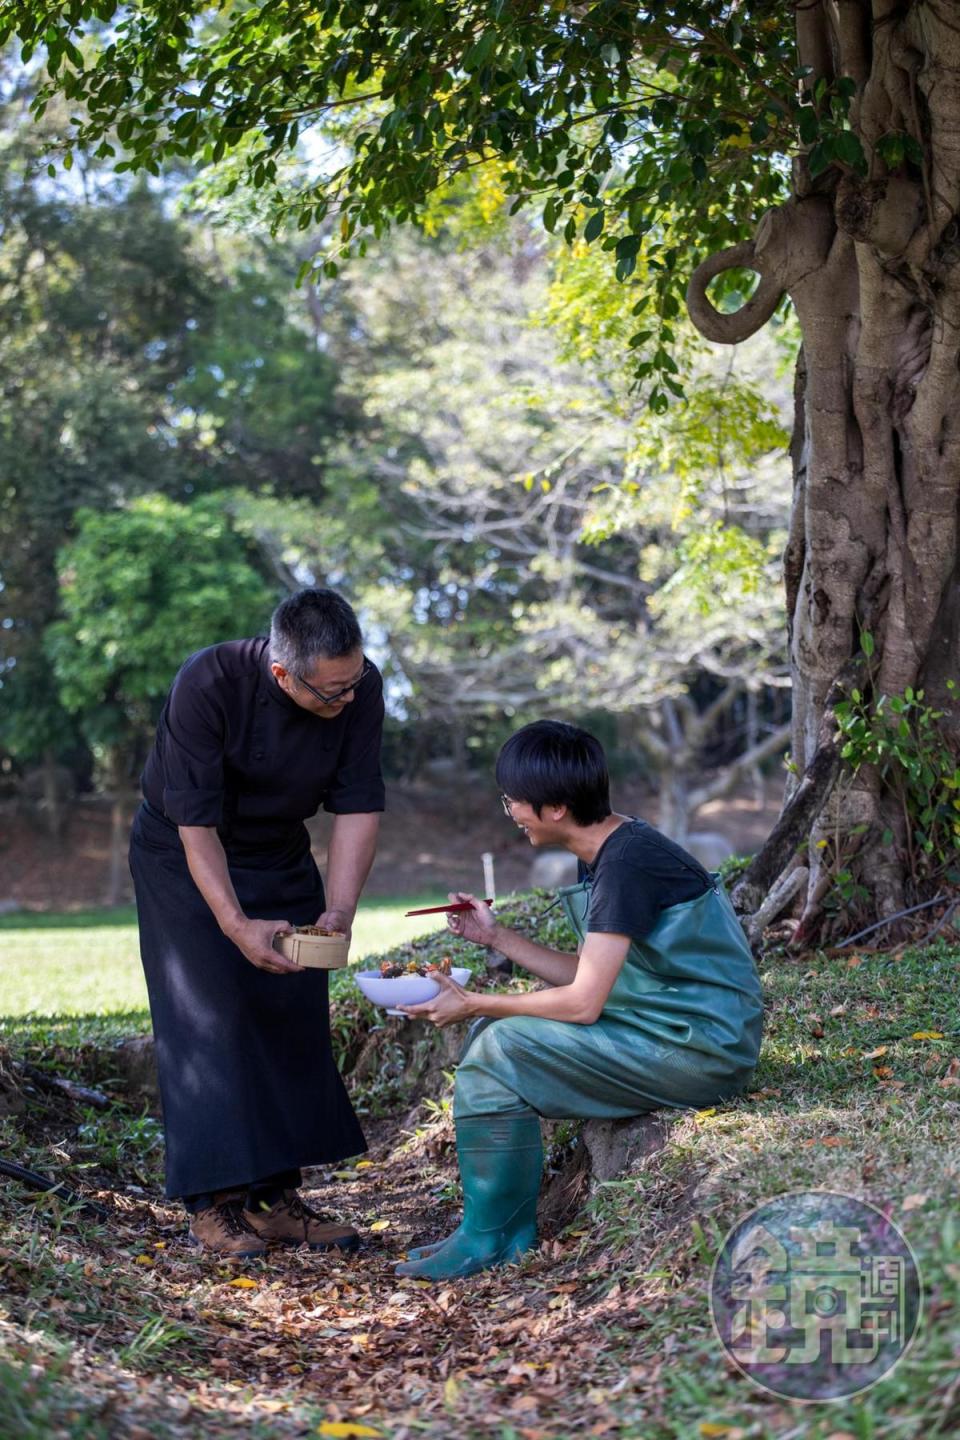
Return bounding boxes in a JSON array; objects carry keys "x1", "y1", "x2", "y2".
[{"x1": 0, "y1": 896, "x2": 449, "y2": 1016}]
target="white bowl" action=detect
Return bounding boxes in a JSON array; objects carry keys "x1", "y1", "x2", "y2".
[{"x1": 355, "y1": 966, "x2": 472, "y2": 1016}]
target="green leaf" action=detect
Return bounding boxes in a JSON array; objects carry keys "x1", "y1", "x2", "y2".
[
  {"x1": 833, "y1": 129, "x2": 866, "y2": 171},
  {"x1": 583, "y1": 209, "x2": 604, "y2": 243}
]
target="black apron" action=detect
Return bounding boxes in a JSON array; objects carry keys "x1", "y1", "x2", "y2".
[{"x1": 129, "y1": 802, "x2": 366, "y2": 1199}]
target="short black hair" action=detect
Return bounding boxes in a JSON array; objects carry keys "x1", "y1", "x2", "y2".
[
  {"x1": 495, "y1": 720, "x2": 611, "y2": 826},
  {"x1": 269, "y1": 588, "x2": 363, "y2": 671}
]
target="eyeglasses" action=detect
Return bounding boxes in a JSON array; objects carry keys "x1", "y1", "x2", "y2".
[
  {"x1": 499, "y1": 793, "x2": 516, "y2": 816},
  {"x1": 297, "y1": 659, "x2": 372, "y2": 706}
]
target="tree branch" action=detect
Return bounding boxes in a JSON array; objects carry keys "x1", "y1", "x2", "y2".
[
  {"x1": 688, "y1": 721, "x2": 791, "y2": 812},
  {"x1": 686, "y1": 240, "x2": 784, "y2": 345}
]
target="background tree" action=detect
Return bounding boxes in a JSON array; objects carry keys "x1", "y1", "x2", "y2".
[
  {"x1": 47, "y1": 495, "x2": 277, "y2": 901},
  {"x1": 12, "y1": 0, "x2": 956, "y2": 931},
  {"x1": 0, "y1": 59, "x2": 355, "y2": 823},
  {"x1": 321, "y1": 225, "x2": 792, "y2": 839}
]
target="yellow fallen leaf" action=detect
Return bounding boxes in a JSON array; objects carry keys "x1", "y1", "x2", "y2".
[
  {"x1": 697, "y1": 1107, "x2": 717, "y2": 1118},
  {"x1": 354, "y1": 1160, "x2": 375, "y2": 1169},
  {"x1": 229, "y1": 1277, "x2": 258, "y2": 1289},
  {"x1": 331, "y1": 1171, "x2": 356, "y2": 1181},
  {"x1": 316, "y1": 1424, "x2": 382, "y2": 1438},
  {"x1": 134, "y1": 1254, "x2": 154, "y2": 1266},
  {"x1": 902, "y1": 1193, "x2": 928, "y2": 1211},
  {"x1": 369, "y1": 1219, "x2": 390, "y2": 1232},
  {"x1": 444, "y1": 1375, "x2": 460, "y2": 1405},
  {"x1": 911, "y1": 1031, "x2": 944, "y2": 1040},
  {"x1": 153, "y1": 1240, "x2": 166, "y2": 1249},
  {"x1": 699, "y1": 1426, "x2": 739, "y2": 1438},
  {"x1": 863, "y1": 1046, "x2": 888, "y2": 1060}
]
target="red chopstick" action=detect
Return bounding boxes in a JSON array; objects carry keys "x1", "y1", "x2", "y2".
[{"x1": 404, "y1": 899, "x2": 494, "y2": 916}]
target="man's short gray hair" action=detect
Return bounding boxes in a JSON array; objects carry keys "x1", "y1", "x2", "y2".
[{"x1": 270, "y1": 588, "x2": 363, "y2": 673}]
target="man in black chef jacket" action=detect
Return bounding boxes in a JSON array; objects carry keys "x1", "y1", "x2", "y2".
[{"x1": 130, "y1": 587, "x2": 383, "y2": 1256}]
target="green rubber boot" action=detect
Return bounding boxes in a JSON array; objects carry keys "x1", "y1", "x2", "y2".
[
  {"x1": 395, "y1": 1111, "x2": 542, "y2": 1281},
  {"x1": 403, "y1": 1238, "x2": 447, "y2": 1261}
]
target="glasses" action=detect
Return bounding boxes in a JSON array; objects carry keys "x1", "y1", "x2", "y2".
[
  {"x1": 500, "y1": 793, "x2": 516, "y2": 816},
  {"x1": 297, "y1": 659, "x2": 372, "y2": 706}
]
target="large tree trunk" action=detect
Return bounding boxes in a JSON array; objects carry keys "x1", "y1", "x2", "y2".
[{"x1": 686, "y1": 2, "x2": 960, "y2": 938}]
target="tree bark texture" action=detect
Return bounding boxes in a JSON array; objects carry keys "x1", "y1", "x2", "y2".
[{"x1": 687, "y1": 2, "x2": 960, "y2": 932}]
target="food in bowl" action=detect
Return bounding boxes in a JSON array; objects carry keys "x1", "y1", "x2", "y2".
[
  {"x1": 354, "y1": 965, "x2": 471, "y2": 1016},
  {"x1": 379, "y1": 955, "x2": 452, "y2": 979}
]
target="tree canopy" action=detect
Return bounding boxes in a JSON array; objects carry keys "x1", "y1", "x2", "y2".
[{"x1": 5, "y1": 2, "x2": 819, "y2": 408}]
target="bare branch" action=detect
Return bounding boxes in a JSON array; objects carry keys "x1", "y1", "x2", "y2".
[
  {"x1": 686, "y1": 683, "x2": 741, "y2": 747},
  {"x1": 688, "y1": 722, "x2": 791, "y2": 812}
]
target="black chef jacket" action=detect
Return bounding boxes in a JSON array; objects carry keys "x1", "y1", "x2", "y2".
[{"x1": 141, "y1": 636, "x2": 385, "y2": 854}]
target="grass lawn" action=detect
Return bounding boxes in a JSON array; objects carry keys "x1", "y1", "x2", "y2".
[
  {"x1": 0, "y1": 895, "x2": 450, "y2": 1016},
  {"x1": 0, "y1": 900, "x2": 958, "y2": 1438}
]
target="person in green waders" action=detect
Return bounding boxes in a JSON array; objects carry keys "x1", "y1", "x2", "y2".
[{"x1": 395, "y1": 719, "x2": 763, "y2": 1281}]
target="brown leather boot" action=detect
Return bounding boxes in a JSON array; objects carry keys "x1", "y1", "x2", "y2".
[
  {"x1": 243, "y1": 1191, "x2": 360, "y2": 1252},
  {"x1": 188, "y1": 1193, "x2": 268, "y2": 1258}
]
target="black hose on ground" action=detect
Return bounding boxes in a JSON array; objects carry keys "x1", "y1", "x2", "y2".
[{"x1": 0, "y1": 1156, "x2": 109, "y2": 1221}]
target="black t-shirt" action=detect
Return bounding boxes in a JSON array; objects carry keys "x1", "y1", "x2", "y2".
[
  {"x1": 581, "y1": 817, "x2": 713, "y2": 942},
  {"x1": 141, "y1": 636, "x2": 385, "y2": 851}
]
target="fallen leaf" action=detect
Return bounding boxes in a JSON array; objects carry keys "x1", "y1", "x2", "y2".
[
  {"x1": 821, "y1": 1136, "x2": 844, "y2": 1147},
  {"x1": 229, "y1": 1277, "x2": 258, "y2": 1289},
  {"x1": 911, "y1": 1031, "x2": 945, "y2": 1041},
  {"x1": 902, "y1": 1194, "x2": 927, "y2": 1212},
  {"x1": 863, "y1": 1046, "x2": 888, "y2": 1060},
  {"x1": 133, "y1": 1255, "x2": 153, "y2": 1266},
  {"x1": 846, "y1": 955, "x2": 862, "y2": 968},
  {"x1": 444, "y1": 1376, "x2": 460, "y2": 1405},
  {"x1": 316, "y1": 1425, "x2": 382, "y2": 1439},
  {"x1": 699, "y1": 1426, "x2": 741, "y2": 1438},
  {"x1": 873, "y1": 1065, "x2": 894, "y2": 1079},
  {"x1": 369, "y1": 1220, "x2": 390, "y2": 1232},
  {"x1": 355, "y1": 1161, "x2": 375, "y2": 1169}
]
